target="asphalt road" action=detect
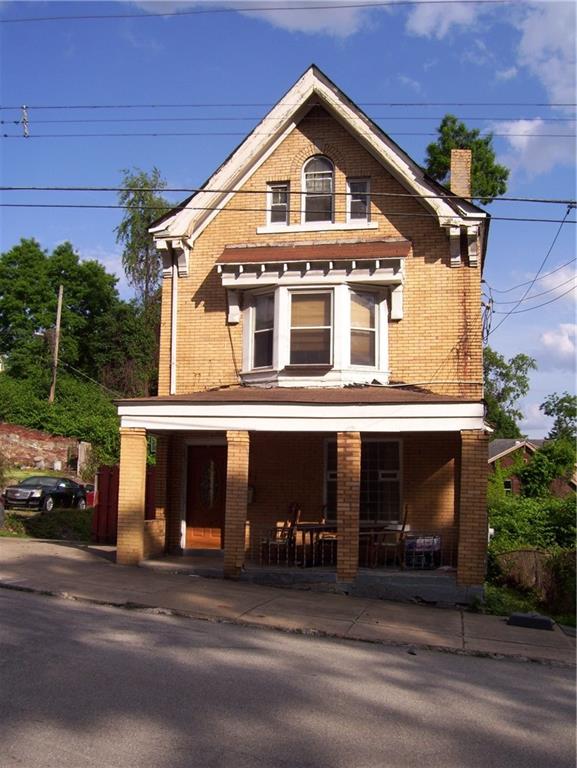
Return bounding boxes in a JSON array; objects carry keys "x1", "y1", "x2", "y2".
[{"x1": 0, "y1": 589, "x2": 574, "y2": 768}]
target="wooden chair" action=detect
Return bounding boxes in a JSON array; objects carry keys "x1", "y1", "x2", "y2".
[
  {"x1": 260, "y1": 502, "x2": 301, "y2": 566},
  {"x1": 316, "y1": 506, "x2": 337, "y2": 566},
  {"x1": 368, "y1": 504, "x2": 409, "y2": 569}
]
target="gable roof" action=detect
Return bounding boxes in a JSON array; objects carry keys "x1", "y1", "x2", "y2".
[
  {"x1": 150, "y1": 64, "x2": 488, "y2": 248},
  {"x1": 488, "y1": 438, "x2": 545, "y2": 463}
]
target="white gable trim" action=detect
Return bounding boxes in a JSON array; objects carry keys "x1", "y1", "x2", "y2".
[{"x1": 151, "y1": 67, "x2": 486, "y2": 247}]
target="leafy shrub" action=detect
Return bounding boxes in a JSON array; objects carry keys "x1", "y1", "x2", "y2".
[
  {"x1": 3, "y1": 508, "x2": 93, "y2": 542},
  {"x1": 489, "y1": 494, "x2": 576, "y2": 552}
]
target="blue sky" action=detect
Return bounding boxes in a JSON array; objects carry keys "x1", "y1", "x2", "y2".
[{"x1": 1, "y1": 0, "x2": 575, "y2": 435}]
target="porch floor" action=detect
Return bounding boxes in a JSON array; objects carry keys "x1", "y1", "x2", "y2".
[{"x1": 141, "y1": 550, "x2": 479, "y2": 605}]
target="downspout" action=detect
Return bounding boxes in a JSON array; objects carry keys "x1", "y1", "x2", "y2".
[{"x1": 169, "y1": 245, "x2": 178, "y2": 395}]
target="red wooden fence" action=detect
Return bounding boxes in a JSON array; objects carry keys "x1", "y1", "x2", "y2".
[{"x1": 92, "y1": 465, "x2": 157, "y2": 544}]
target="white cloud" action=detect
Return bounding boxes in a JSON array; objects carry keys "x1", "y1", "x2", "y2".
[
  {"x1": 540, "y1": 265, "x2": 577, "y2": 301},
  {"x1": 82, "y1": 246, "x2": 134, "y2": 299},
  {"x1": 515, "y1": 0, "x2": 576, "y2": 108},
  {"x1": 405, "y1": 0, "x2": 482, "y2": 39},
  {"x1": 492, "y1": 118, "x2": 575, "y2": 177},
  {"x1": 130, "y1": 0, "x2": 375, "y2": 37},
  {"x1": 519, "y1": 401, "x2": 552, "y2": 437},
  {"x1": 539, "y1": 323, "x2": 577, "y2": 372},
  {"x1": 495, "y1": 66, "x2": 518, "y2": 82},
  {"x1": 397, "y1": 74, "x2": 422, "y2": 93}
]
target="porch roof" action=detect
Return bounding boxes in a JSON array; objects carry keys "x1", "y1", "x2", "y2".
[
  {"x1": 117, "y1": 386, "x2": 485, "y2": 433},
  {"x1": 216, "y1": 238, "x2": 411, "y2": 265}
]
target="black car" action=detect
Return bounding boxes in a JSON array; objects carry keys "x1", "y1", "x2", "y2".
[{"x1": 2, "y1": 476, "x2": 87, "y2": 512}]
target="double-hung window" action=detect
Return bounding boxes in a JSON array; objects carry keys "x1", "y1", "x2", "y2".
[
  {"x1": 325, "y1": 440, "x2": 401, "y2": 523},
  {"x1": 347, "y1": 178, "x2": 370, "y2": 221},
  {"x1": 303, "y1": 156, "x2": 334, "y2": 223},
  {"x1": 268, "y1": 182, "x2": 289, "y2": 225},
  {"x1": 290, "y1": 291, "x2": 332, "y2": 365},
  {"x1": 252, "y1": 293, "x2": 274, "y2": 368},
  {"x1": 350, "y1": 291, "x2": 376, "y2": 366}
]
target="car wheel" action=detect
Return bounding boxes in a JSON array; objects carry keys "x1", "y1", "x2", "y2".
[
  {"x1": 43, "y1": 496, "x2": 54, "y2": 513},
  {"x1": 77, "y1": 497, "x2": 87, "y2": 510}
]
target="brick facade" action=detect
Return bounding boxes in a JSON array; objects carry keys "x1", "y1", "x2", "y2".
[
  {"x1": 223, "y1": 431, "x2": 250, "y2": 579},
  {"x1": 157, "y1": 107, "x2": 482, "y2": 401}
]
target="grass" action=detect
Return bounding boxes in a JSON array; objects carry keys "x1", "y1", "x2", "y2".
[
  {"x1": 480, "y1": 583, "x2": 576, "y2": 628},
  {"x1": 1, "y1": 508, "x2": 93, "y2": 542},
  {"x1": 6, "y1": 468, "x2": 75, "y2": 485}
]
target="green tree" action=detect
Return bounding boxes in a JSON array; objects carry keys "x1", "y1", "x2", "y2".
[
  {"x1": 484, "y1": 346, "x2": 536, "y2": 438},
  {"x1": 115, "y1": 167, "x2": 170, "y2": 310},
  {"x1": 540, "y1": 392, "x2": 577, "y2": 441},
  {"x1": 425, "y1": 114, "x2": 509, "y2": 204}
]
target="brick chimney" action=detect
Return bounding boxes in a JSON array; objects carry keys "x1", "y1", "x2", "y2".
[{"x1": 450, "y1": 148, "x2": 472, "y2": 198}]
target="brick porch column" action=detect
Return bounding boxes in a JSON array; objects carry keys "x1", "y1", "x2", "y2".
[
  {"x1": 337, "y1": 432, "x2": 361, "y2": 582},
  {"x1": 457, "y1": 429, "x2": 489, "y2": 586},
  {"x1": 223, "y1": 430, "x2": 250, "y2": 579},
  {"x1": 116, "y1": 427, "x2": 147, "y2": 565},
  {"x1": 166, "y1": 434, "x2": 185, "y2": 554}
]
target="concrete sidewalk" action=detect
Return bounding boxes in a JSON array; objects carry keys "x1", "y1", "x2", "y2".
[{"x1": 0, "y1": 538, "x2": 574, "y2": 666}]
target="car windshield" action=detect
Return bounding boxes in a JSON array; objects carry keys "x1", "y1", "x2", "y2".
[{"x1": 19, "y1": 477, "x2": 60, "y2": 488}]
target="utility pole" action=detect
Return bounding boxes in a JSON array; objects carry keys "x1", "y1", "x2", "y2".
[{"x1": 48, "y1": 284, "x2": 64, "y2": 404}]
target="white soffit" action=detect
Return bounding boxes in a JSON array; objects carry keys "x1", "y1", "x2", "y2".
[{"x1": 150, "y1": 66, "x2": 486, "y2": 243}]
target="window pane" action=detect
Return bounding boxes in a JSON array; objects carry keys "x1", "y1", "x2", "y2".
[
  {"x1": 270, "y1": 184, "x2": 289, "y2": 224},
  {"x1": 271, "y1": 206, "x2": 287, "y2": 223},
  {"x1": 254, "y1": 294, "x2": 274, "y2": 331},
  {"x1": 305, "y1": 194, "x2": 332, "y2": 222},
  {"x1": 349, "y1": 180, "x2": 369, "y2": 220},
  {"x1": 291, "y1": 293, "x2": 331, "y2": 327},
  {"x1": 351, "y1": 292, "x2": 375, "y2": 329},
  {"x1": 360, "y1": 442, "x2": 401, "y2": 522},
  {"x1": 351, "y1": 330, "x2": 375, "y2": 366},
  {"x1": 290, "y1": 329, "x2": 331, "y2": 364},
  {"x1": 253, "y1": 329, "x2": 273, "y2": 368},
  {"x1": 306, "y1": 157, "x2": 333, "y2": 174}
]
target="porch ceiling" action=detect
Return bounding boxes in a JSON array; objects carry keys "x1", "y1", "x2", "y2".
[{"x1": 117, "y1": 386, "x2": 485, "y2": 433}]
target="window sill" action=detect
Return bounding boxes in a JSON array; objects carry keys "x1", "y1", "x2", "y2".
[{"x1": 256, "y1": 221, "x2": 379, "y2": 235}]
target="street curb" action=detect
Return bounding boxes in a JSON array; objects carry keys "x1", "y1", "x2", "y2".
[{"x1": 1, "y1": 580, "x2": 573, "y2": 669}]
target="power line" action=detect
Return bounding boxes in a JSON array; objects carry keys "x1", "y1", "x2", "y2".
[
  {"x1": 1, "y1": 185, "x2": 575, "y2": 206},
  {"x1": 0, "y1": 1, "x2": 522, "y2": 26},
  {"x1": 492, "y1": 285, "x2": 576, "y2": 315},
  {"x1": 2, "y1": 115, "x2": 576, "y2": 124},
  {"x1": 488, "y1": 275, "x2": 577, "y2": 305},
  {"x1": 488, "y1": 204, "x2": 575, "y2": 335},
  {"x1": 0, "y1": 201, "x2": 575, "y2": 225},
  {"x1": 1, "y1": 101, "x2": 575, "y2": 111},
  {"x1": 3, "y1": 130, "x2": 575, "y2": 138},
  {"x1": 485, "y1": 258, "x2": 577, "y2": 294}
]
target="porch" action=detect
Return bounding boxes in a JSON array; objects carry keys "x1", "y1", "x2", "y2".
[{"x1": 115, "y1": 387, "x2": 488, "y2": 594}]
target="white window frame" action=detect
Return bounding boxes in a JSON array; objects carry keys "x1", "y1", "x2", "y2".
[
  {"x1": 301, "y1": 156, "x2": 334, "y2": 225},
  {"x1": 267, "y1": 182, "x2": 290, "y2": 226},
  {"x1": 289, "y1": 289, "x2": 334, "y2": 367},
  {"x1": 349, "y1": 289, "x2": 378, "y2": 368},
  {"x1": 347, "y1": 178, "x2": 370, "y2": 223}
]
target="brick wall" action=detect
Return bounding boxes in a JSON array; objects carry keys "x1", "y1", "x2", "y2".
[{"x1": 157, "y1": 106, "x2": 482, "y2": 400}]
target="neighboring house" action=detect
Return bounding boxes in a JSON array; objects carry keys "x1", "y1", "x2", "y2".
[
  {"x1": 489, "y1": 438, "x2": 576, "y2": 498},
  {"x1": 116, "y1": 66, "x2": 489, "y2": 596}
]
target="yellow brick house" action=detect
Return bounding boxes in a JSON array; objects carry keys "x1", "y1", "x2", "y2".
[{"x1": 116, "y1": 66, "x2": 490, "y2": 600}]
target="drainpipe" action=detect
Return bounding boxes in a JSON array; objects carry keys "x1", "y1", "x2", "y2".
[{"x1": 169, "y1": 245, "x2": 178, "y2": 395}]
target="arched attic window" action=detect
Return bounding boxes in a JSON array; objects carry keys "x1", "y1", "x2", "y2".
[{"x1": 303, "y1": 156, "x2": 334, "y2": 223}]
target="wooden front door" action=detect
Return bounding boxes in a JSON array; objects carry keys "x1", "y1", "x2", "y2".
[{"x1": 186, "y1": 445, "x2": 227, "y2": 549}]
